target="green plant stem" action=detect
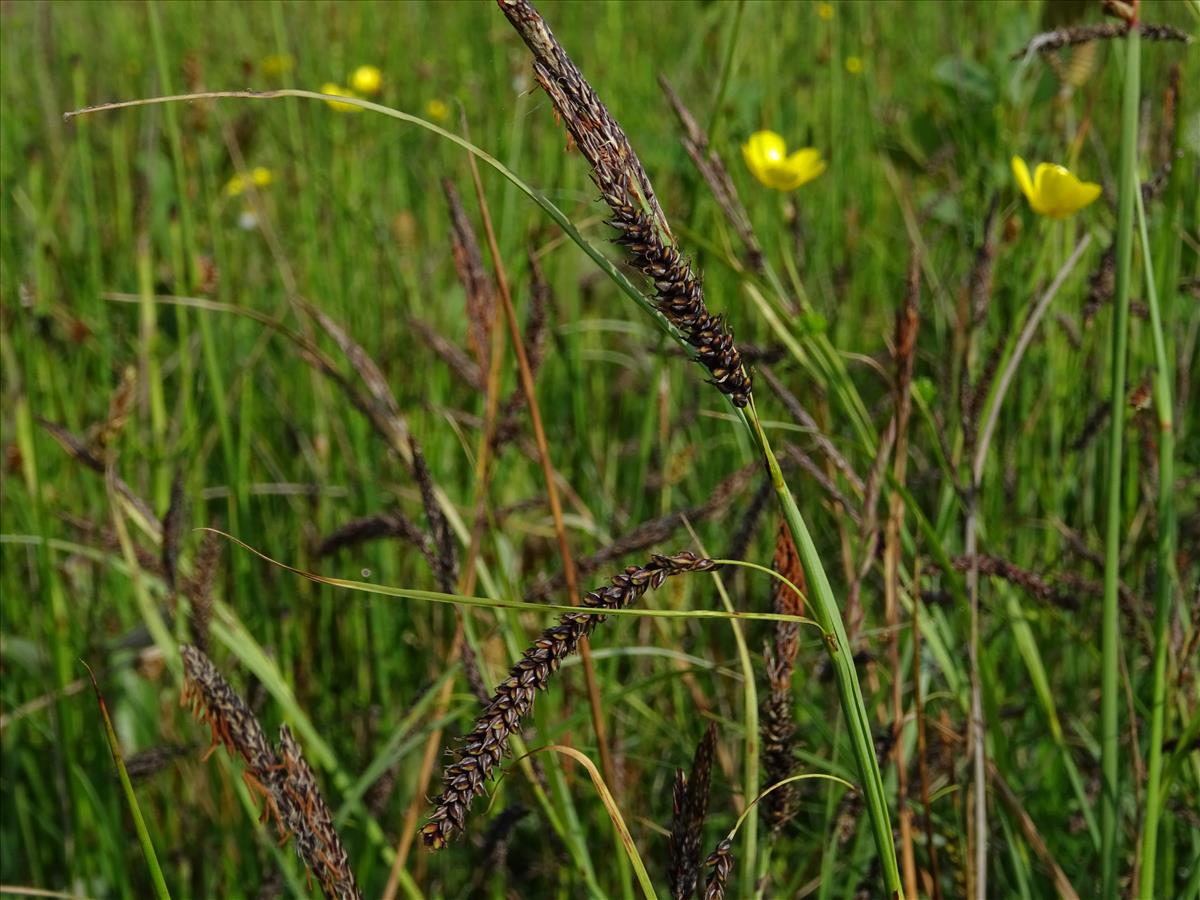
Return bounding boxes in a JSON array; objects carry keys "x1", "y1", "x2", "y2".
[
  {"x1": 1134, "y1": 181, "x2": 1175, "y2": 900},
  {"x1": 86, "y1": 664, "x2": 171, "y2": 900},
  {"x1": 746, "y1": 404, "x2": 903, "y2": 898},
  {"x1": 707, "y1": 550, "x2": 759, "y2": 900},
  {"x1": 1100, "y1": 24, "x2": 1139, "y2": 899},
  {"x1": 705, "y1": 0, "x2": 745, "y2": 144}
]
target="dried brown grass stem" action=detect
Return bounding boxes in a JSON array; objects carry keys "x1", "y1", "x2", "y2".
[
  {"x1": 1010, "y1": 21, "x2": 1189, "y2": 59},
  {"x1": 659, "y1": 75, "x2": 764, "y2": 273}
]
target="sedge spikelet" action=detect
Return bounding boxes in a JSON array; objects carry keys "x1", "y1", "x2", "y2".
[
  {"x1": 184, "y1": 526, "x2": 220, "y2": 656},
  {"x1": 422, "y1": 551, "x2": 717, "y2": 849},
  {"x1": 443, "y1": 177, "x2": 496, "y2": 373},
  {"x1": 1010, "y1": 21, "x2": 1189, "y2": 59},
  {"x1": 669, "y1": 722, "x2": 718, "y2": 900},
  {"x1": 410, "y1": 435, "x2": 458, "y2": 594},
  {"x1": 160, "y1": 469, "x2": 186, "y2": 593},
  {"x1": 181, "y1": 645, "x2": 276, "y2": 778},
  {"x1": 181, "y1": 647, "x2": 362, "y2": 899},
  {"x1": 497, "y1": 0, "x2": 752, "y2": 407},
  {"x1": 702, "y1": 838, "x2": 734, "y2": 900},
  {"x1": 277, "y1": 726, "x2": 362, "y2": 900},
  {"x1": 759, "y1": 522, "x2": 805, "y2": 833}
]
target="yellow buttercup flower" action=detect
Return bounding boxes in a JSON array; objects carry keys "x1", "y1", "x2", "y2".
[
  {"x1": 845, "y1": 56, "x2": 864, "y2": 75},
  {"x1": 1011, "y1": 156, "x2": 1101, "y2": 219},
  {"x1": 321, "y1": 83, "x2": 361, "y2": 113},
  {"x1": 350, "y1": 65, "x2": 382, "y2": 95},
  {"x1": 742, "y1": 131, "x2": 826, "y2": 192},
  {"x1": 817, "y1": 2, "x2": 834, "y2": 19},
  {"x1": 223, "y1": 166, "x2": 274, "y2": 198},
  {"x1": 425, "y1": 98, "x2": 450, "y2": 123}
]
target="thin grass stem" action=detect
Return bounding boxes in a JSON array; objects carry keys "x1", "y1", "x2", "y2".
[
  {"x1": 85, "y1": 665, "x2": 171, "y2": 900},
  {"x1": 1100, "y1": 25, "x2": 1140, "y2": 898},
  {"x1": 1134, "y1": 176, "x2": 1175, "y2": 900}
]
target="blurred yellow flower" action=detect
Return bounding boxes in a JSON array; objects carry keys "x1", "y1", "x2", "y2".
[
  {"x1": 260, "y1": 54, "x2": 294, "y2": 77},
  {"x1": 845, "y1": 56, "x2": 864, "y2": 75},
  {"x1": 817, "y1": 2, "x2": 834, "y2": 20},
  {"x1": 223, "y1": 166, "x2": 274, "y2": 198},
  {"x1": 350, "y1": 65, "x2": 382, "y2": 95},
  {"x1": 1011, "y1": 156, "x2": 1101, "y2": 219},
  {"x1": 321, "y1": 83, "x2": 361, "y2": 113},
  {"x1": 425, "y1": 98, "x2": 450, "y2": 123},
  {"x1": 742, "y1": 131, "x2": 826, "y2": 191}
]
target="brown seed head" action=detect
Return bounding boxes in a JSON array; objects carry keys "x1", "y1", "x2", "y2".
[{"x1": 423, "y1": 551, "x2": 716, "y2": 849}]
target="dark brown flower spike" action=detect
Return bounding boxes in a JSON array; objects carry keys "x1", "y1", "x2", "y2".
[
  {"x1": 760, "y1": 522, "x2": 805, "y2": 833},
  {"x1": 702, "y1": 838, "x2": 734, "y2": 900},
  {"x1": 497, "y1": 0, "x2": 752, "y2": 407},
  {"x1": 422, "y1": 551, "x2": 717, "y2": 849},
  {"x1": 184, "y1": 526, "x2": 221, "y2": 656},
  {"x1": 181, "y1": 645, "x2": 276, "y2": 778},
  {"x1": 669, "y1": 722, "x2": 718, "y2": 900},
  {"x1": 1010, "y1": 21, "x2": 1189, "y2": 60},
  {"x1": 277, "y1": 726, "x2": 362, "y2": 900},
  {"x1": 181, "y1": 646, "x2": 361, "y2": 900},
  {"x1": 160, "y1": 469, "x2": 186, "y2": 593}
]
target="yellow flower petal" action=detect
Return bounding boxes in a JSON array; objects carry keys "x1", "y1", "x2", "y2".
[
  {"x1": 1013, "y1": 156, "x2": 1100, "y2": 218},
  {"x1": 744, "y1": 130, "x2": 787, "y2": 167},
  {"x1": 350, "y1": 65, "x2": 382, "y2": 96},
  {"x1": 762, "y1": 164, "x2": 803, "y2": 191},
  {"x1": 321, "y1": 83, "x2": 361, "y2": 113},
  {"x1": 845, "y1": 56, "x2": 864, "y2": 75},
  {"x1": 784, "y1": 147, "x2": 827, "y2": 187},
  {"x1": 817, "y1": 2, "x2": 834, "y2": 20},
  {"x1": 743, "y1": 131, "x2": 788, "y2": 189},
  {"x1": 743, "y1": 131, "x2": 825, "y2": 192},
  {"x1": 223, "y1": 174, "x2": 245, "y2": 198},
  {"x1": 1035, "y1": 163, "x2": 1100, "y2": 218},
  {"x1": 1011, "y1": 156, "x2": 1035, "y2": 203},
  {"x1": 250, "y1": 167, "x2": 273, "y2": 188},
  {"x1": 425, "y1": 98, "x2": 450, "y2": 123}
]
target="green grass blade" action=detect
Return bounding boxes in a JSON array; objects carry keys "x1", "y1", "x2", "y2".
[
  {"x1": 1134, "y1": 168, "x2": 1176, "y2": 900},
  {"x1": 1100, "y1": 28, "x2": 1140, "y2": 898},
  {"x1": 84, "y1": 664, "x2": 171, "y2": 900}
]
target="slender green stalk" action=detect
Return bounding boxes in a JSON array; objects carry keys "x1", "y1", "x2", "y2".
[
  {"x1": 708, "y1": 549, "x2": 759, "y2": 899},
  {"x1": 704, "y1": 0, "x2": 745, "y2": 144},
  {"x1": 1134, "y1": 181, "x2": 1175, "y2": 900},
  {"x1": 86, "y1": 664, "x2": 171, "y2": 900},
  {"x1": 747, "y1": 405, "x2": 903, "y2": 897},
  {"x1": 1100, "y1": 25, "x2": 1139, "y2": 899}
]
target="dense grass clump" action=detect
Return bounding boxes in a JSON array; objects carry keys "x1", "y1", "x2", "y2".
[{"x1": 1, "y1": 1, "x2": 1196, "y2": 897}]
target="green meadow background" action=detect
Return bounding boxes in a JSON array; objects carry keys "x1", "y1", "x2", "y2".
[{"x1": 1, "y1": 0, "x2": 1196, "y2": 897}]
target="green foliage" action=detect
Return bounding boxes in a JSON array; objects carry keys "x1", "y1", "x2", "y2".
[{"x1": 1, "y1": 1, "x2": 1196, "y2": 897}]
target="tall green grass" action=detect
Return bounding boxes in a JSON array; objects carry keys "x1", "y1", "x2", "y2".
[{"x1": 2, "y1": 1, "x2": 1196, "y2": 897}]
